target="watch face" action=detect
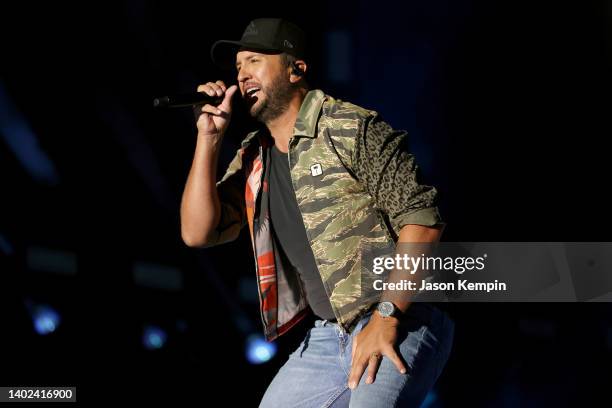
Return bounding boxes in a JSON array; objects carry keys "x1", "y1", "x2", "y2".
[{"x1": 378, "y1": 301, "x2": 394, "y2": 317}]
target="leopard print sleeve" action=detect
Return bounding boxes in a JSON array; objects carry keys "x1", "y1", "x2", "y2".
[{"x1": 352, "y1": 111, "x2": 443, "y2": 237}]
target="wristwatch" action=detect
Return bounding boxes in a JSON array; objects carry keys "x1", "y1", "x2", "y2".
[{"x1": 376, "y1": 301, "x2": 403, "y2": 319}]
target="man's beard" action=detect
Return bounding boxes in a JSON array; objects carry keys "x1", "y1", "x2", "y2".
[{"x1": 250, "y1": 74, "x2": 296, "y2": 124}]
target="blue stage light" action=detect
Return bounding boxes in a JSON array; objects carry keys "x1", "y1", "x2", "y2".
[
  {"x1": 142, "y1": 325, "x2": 167, "y2": 350},
  {"x1": 32, "y1": 305, "x2": 61, "y2": 336},
  {"x1": 245, "y1": 334, "x2": 276, "y2": 364},
  {"x1": 421, "y1": 389, "x2": 439, "y2": 408}
]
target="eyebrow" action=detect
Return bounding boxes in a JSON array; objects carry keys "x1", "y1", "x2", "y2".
[{"x1": 235, "y1": 54, "x2": 259, "y2": 69}]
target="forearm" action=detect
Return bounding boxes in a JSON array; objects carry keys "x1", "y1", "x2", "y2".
[
  {"x1": 380, "y1": 224, "x2": 444, "y2": 313},
  {"x1": 180, "y1": 135, "x2": 223, "y2": 247}
]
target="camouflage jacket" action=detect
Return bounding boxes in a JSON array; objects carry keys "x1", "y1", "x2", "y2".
[{"x1": 206, "y1": 89, "x2": 442, "y2": 341}]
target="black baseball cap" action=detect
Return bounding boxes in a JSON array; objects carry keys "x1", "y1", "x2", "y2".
[{"x1": 210, "y1": 18, "x2": 306, "y2": 70}]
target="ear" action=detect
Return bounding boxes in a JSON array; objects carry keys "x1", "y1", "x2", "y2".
[{"x1": 289, "y1": 60, "x2": 307, "y2": 84}]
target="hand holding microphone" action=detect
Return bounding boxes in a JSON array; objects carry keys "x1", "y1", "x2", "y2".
[
  {"x1": 193, "y1": 81, "x2": 238, "y2": 139},
  {"x1": 153, "y1": 80, "x2": 238, "y2": 146}
]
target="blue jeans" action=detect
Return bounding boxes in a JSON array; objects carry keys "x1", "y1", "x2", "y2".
[{"x1": 259, "y1": 303, "x2": 454, "y2": 408}]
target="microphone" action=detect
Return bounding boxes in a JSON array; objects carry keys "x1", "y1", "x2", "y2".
[{"x1": 153, "y1": 92, "x2": 224, "y2": 108}]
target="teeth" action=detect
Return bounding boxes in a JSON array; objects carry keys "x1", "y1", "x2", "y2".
[{"x1": 246, "y1": 88, "x2": 260, "y2": 96}]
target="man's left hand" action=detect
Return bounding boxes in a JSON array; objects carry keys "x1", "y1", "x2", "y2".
[{"x1": 348, "y1": 311, "x2": 407, "y2": 389}]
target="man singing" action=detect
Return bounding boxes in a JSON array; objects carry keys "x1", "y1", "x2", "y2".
[{"x1": 180, "y1": 18, "x2": 454, "y2": 407}]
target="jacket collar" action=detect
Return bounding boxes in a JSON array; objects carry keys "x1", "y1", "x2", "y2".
[{"x1": 293, "y1": 89, "x2": 326, "y2": 139}]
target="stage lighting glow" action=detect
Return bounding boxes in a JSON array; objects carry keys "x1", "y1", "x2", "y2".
[
  {"x1": 421, "y1": 389, "x2": 439, "y2": 408},
  {"x1": 245, "y1": 334, "x2": 276, "y2": 364},
  {"x1": 142, "y1": 325, "x2": 167, "y2": 350},
  {"x1": 32, "y1": 305, "x2": 61, "y2": 335}
]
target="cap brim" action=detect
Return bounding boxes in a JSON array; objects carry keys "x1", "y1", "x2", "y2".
[{"x1": 210, "y1": 40, "x2": 282, "y2": 70}]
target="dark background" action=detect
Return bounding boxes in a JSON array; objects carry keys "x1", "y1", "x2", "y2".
[{"x1": 1, "y1": 0, "x2": 610, "y2": 406}]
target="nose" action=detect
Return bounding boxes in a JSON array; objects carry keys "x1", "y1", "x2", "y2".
[{"x1": 237, "y1": 66, "x2": 251, "y2": 87}]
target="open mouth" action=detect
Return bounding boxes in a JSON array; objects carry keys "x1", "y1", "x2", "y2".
[{"x1": 245, "y1": 86, "x2": 261, "y2": 99}]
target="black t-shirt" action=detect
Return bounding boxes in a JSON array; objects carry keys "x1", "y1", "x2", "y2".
[{"x1": 269, "y1": 144, "x2": 336, "y2": 321}]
